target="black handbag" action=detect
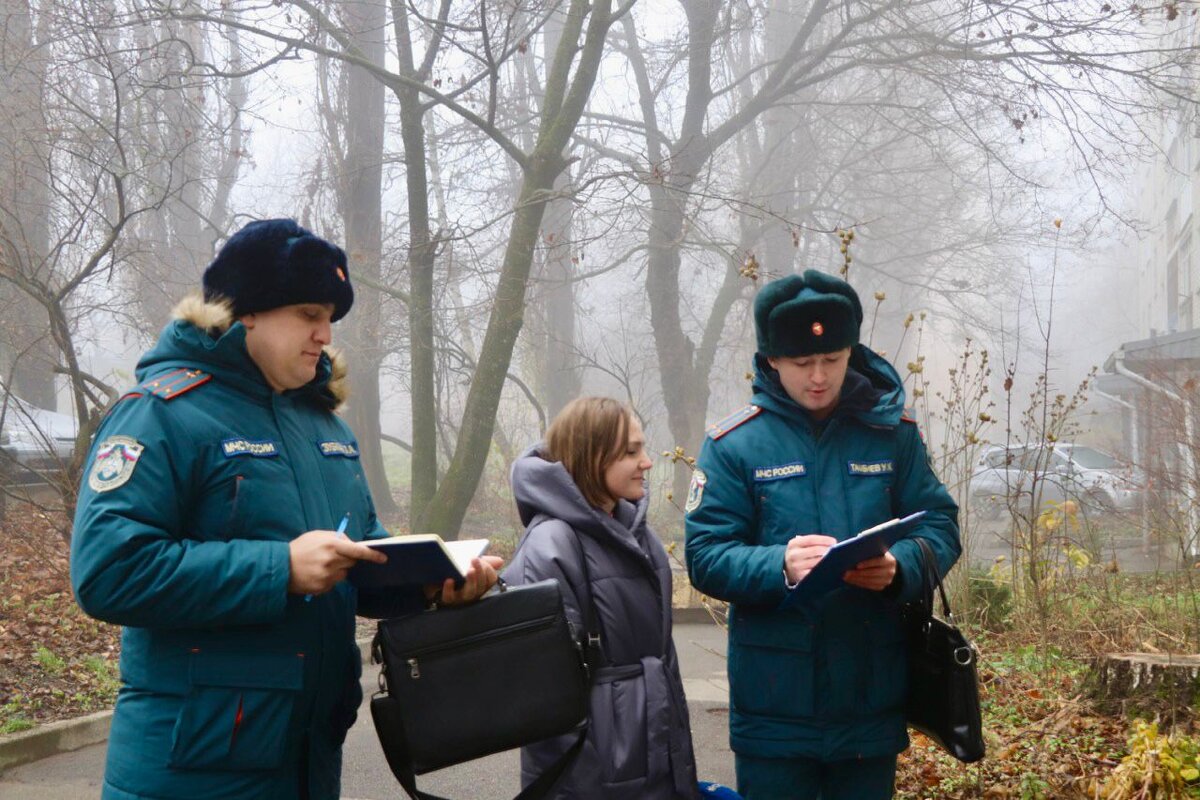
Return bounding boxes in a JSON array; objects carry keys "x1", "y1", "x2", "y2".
[
  {"x1": 369, "y1": 578, "x2": 591, "y2": 800},
  {"x1": 904, "y1": 537, "x2": 986, "y2": 763}
]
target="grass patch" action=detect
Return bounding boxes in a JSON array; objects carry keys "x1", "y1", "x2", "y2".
[
  {"x1": 0, "y1": 717, "x2": 35, "y2": 735},
  {"x1": 34, "y1": 645, "x2": 66, "y2": 675}
]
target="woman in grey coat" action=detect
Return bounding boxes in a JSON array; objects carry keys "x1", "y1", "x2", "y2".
[{"x1": 504, "y1": 397, "x2": 701, "y2": 800}]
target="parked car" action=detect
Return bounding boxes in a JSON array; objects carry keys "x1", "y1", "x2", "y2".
[
  {"x1": 0, "y1": 396, "x2": 78, "y2": 486},
  {"x1": 968, "y1": 443, "x2": 1142, "y2": 518}
]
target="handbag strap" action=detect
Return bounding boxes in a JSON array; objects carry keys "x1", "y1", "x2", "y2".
[
  {"x1": 885, "y1": 428, "x2": 949, "y2": 621},
  {"x1": 531, "y1": 513, "x2": 606, "y2": 677},
  {"x1": 913, "y1": 536, "x2": 953, "y2": 621},
  {"x1": 370, "y1": 693, "x2": 587, "y2": 800},
  {"x1": 567, "y1": 526, "x2": 605, "y2": 672}
]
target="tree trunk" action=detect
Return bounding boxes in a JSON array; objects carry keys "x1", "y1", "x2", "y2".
[
  {"x1": 1085, "y1": 653, "x2": 1200, "y2": 718},
  {"x1": 757, "y1": 0, "x2": 803, "y2": 277},
  {"x1": 0, "y1": 0, "x2": 55, "y2": 408},
  {"x1": 416, "y1": 159, "x2": 562, "y2": 537},
  {"x1": 540, "y1": 178, "x2": 579, "y2": 421},
  {"x1": 637, "y1": 1, "x2": 722, "y2": 508},
  {"x1": 393, "y1": 0, "x2": 439, "y2": 530},
  {"x1": 416, "y1": 0, "x2": 614, "y2": 538},
  {"x1": 128, "y1": 16, "x2": 218, "y2": 329},
  {"x1": 339, "y1": 0, "x2": 397, "y2": 518},
  {"x1": 645, "y1": 176, "x2": 709, "y2": 508},
  {"x1": 536, "y1": 11, "x2": 579, "y2": 422}
]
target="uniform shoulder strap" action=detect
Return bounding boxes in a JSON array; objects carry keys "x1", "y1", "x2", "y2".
[
  {"x1": 137, "y1": 368, "x2": 212, "y2": 401},
  {"x1": 707, "y1": 404, "x2": 762, "y2": 440},
  {"x1": 899, "y1": 409, "x2": 925, "y2": 443}
]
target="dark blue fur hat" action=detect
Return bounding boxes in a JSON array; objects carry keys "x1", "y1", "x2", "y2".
[
  {"x1": 203, "y1": 218, "x2": 354, "y2": 322},
  {"x1": 753, "y1": 269, "x2": 862, "y2": 357}
]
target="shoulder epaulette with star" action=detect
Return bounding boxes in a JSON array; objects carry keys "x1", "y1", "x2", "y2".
[
  {"x1": 138, "y1": 368, "x2": 212, "y2": 401},
  {"x1": 900, "y1": 410, "x2": 925, "y2": 441},
  {"x1": 707, "y1": 404, "x2": 762, "y2": 440}
]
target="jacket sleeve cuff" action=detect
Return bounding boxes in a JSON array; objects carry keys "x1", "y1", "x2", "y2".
[
  {"x1": 244, "y1": 540, "x2": 292, "y2": 624},
  {"x1": 889, "y1": 537, "x2": 924, "y2": 605}
]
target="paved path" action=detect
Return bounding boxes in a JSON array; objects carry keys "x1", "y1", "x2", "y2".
[{"x1": 0, "y1": 622, "x2": 735, "y2": 799}]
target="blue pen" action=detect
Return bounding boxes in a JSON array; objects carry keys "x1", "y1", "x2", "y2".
[{"x1": 306, "y1": 514, "x2": 352, "y2": 602}]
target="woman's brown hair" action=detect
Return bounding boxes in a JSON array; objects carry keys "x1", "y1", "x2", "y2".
[{"x1": 544, "y1": 397, "x2": 632, "y2": 509}]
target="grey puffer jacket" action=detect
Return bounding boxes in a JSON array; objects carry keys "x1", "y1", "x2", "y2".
[{"x1": 503, "y1": 445, "x2": 701, "y2": 800}]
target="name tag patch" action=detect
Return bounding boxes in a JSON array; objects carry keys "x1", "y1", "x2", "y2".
[
  {"x1": 848, "y1": 460, "x2": 894, "y2": 476},
  {"x1": 319, "y1": 441, "x2": 360, "y2": 458},
  {"x1": 221, "y1": 438, "x2": 280, "y2": 458},
  {"x1": 753, "y1": 462, "x2": 807, "y2": 482}
]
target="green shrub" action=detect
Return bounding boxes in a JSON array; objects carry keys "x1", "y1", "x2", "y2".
[{"x1": 965, "y1": 565, "x2": 1013, "y2": 631}]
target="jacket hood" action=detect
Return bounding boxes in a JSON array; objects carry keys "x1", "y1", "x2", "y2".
[
  {"x1": 135, "y1": 293, "x2": 349, "y2": 411},
  {"x1": 751, "y1": 344, "x2": 906, "y2": 428},
  {"x1": 511, "y1": 444, "x2": 648, "y2": 540}
]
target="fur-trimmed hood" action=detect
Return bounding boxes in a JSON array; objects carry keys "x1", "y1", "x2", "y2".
[{"x1": 135, "y1": 293, "x2": 350, "y2": 411}]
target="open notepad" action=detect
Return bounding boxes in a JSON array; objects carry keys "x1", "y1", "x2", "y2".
[
  {"x1": 347, "y1": 535, "x2": 490, "y2": 589},
  {"x1": 782, "y1": 510, "x2": 927, "y2": 604}
]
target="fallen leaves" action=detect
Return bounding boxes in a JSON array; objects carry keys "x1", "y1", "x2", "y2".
[{"x1": 0, "y1": 502, "x2": 120, "y2": 729}]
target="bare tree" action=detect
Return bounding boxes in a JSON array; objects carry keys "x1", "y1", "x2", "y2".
[
  {"x1": 123, "y1": 9, "x2": 248, "y2": 330},
  {"x1": 165, "y1": 0, "x2": 631, "y2": 536},
  {"x1": 314, "y1": 0, "x2": 399, "y2": 517},
  {"x1": 592, "y1": 0, "x2": 1198, "y2": 503},
  {"x1": 0, "y1": 0, "x2": 56, "y2": 408},
  {"x1": 0, "y1": 0, "x2": 225, "y2": 522}
]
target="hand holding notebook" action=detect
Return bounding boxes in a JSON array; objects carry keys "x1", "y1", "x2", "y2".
[
  {"x1": 783, "y1": 511, "x2": 927, "y2": 603},
  {"x1": 347, "y1": 534, "x2": 490, "y2": 590}
]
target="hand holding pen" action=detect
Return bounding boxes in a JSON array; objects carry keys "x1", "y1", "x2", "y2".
[{"x1": 287, "y1": 514, "x2": 387, "y2": 598}]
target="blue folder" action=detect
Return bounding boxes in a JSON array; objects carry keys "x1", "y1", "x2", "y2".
[{"x1": 782, "y1": 510, "x2": 927, "y2": 604}]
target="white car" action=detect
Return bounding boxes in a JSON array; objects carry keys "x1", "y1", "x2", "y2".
[
  {"x1": 0, "y1": 396, "x2": 78, "y2": 486},
  {"x1": 968, "y1": 443, "x2": 1142, "y2": 517}
]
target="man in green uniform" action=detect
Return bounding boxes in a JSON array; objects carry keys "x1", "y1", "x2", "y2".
[
  {"x1": 685, "y1": 270, "x2": 961, "y2": 799},
  {"x1": 71, "y1": 218, "x2": 500, "y2": 799}
]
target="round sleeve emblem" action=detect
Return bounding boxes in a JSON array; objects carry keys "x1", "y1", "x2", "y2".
[
  {"x1": 685, "y1": 468, "x2": 707, "y2": 514},
  {"x1": 88, "y1": 436, "x2": 145, "y2": 492}
]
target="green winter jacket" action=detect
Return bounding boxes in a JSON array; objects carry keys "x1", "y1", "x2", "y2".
[
  {"x1": 685, "y1": 346, "x2": 960, "y2": 761},
  {"x1": 70, "y1": 297, "x2": 420, "y2": 800}
]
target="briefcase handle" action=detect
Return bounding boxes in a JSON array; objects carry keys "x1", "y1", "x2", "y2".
[{"x1": 912, "y1": 537, "x2": 953, "y2": 622}]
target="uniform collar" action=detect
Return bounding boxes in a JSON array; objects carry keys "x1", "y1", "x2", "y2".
[{"x1": 136, "y1": 317, "x2": 339, "y2": 409}]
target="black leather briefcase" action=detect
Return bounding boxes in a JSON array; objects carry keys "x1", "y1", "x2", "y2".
[
  {"x1": 370, "y1": 578, "x2": 589, "y2": 800},
  {"x1": 904, "y1": 538, "x2": 986, "y2": 763}
]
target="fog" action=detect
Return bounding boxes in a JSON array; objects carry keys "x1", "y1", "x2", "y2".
[{"x1": 1, "y1": 0, "x2": 1195, "y2": 537}]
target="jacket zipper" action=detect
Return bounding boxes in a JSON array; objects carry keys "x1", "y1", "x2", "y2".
[{"x1": 399, "y1": 615, "x2": 558, "y2": 680}]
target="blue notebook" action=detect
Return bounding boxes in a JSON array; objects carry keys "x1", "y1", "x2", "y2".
[
  {"x1": 347, "y1": 535, "x2": 490, "y2": 589},
  {"x1": 783, "y1": 511, "x2": 927, "y2": 604}
]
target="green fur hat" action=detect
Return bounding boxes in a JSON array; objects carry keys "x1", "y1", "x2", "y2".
[{"x1": 753, "y1": 270, "x2": 863, "y2": 357}]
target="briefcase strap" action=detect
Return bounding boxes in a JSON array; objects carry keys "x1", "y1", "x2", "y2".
[
  {"x1": 913, "y1": 537, "x2": 953, "y2": 621},
  {"x1": 567, "y1": 527, "x2": 607, "y2": 677},
  {"x1": 370, "y1": 693, "x2": 587, "y2": 800}
]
